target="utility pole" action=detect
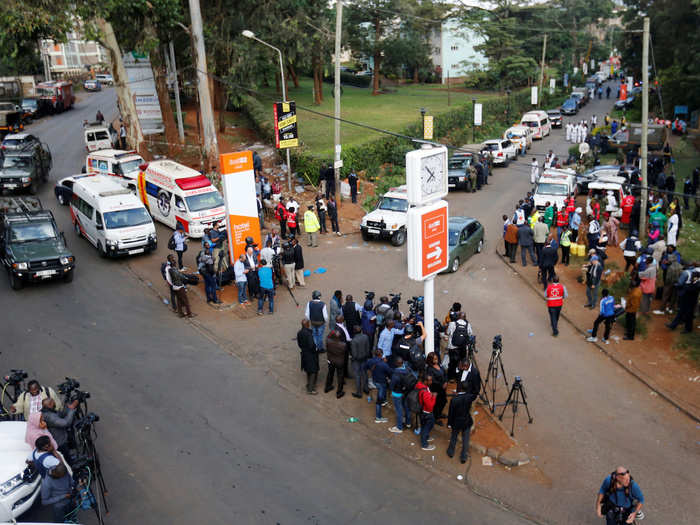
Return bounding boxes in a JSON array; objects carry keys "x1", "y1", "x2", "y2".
[
  {"x1": 39, "y1": 40, "x2": 51, "y2": 82},
  {"x1": 188, "y1": 0, "x2": 219, "y2": 172},
  {"x1": 538, "y1": 33, "x2": 547, "y2": 109},
  {"x1": 333, "y1": 0, "x2": 343, "y2": 207},
  {"x1": 639, "y1": 17, "x2": 650, "y2": 237},
  {"x1": 169, "y1": 41, "x2": 185, "y2": 143}
]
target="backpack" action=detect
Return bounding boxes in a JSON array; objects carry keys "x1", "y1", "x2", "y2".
[
  {"x1": 406, "y1": 385, "x2": 427, "y2": 415},
  {"x1": 409, "y1": 344, "x2": 426, "y2": 373},
  {"x1": 398, "y1": 369, "x2": 417, "y2": 395},
  {"x1": 167, "y1": 235, "x2": 176, "y2": 250},
  {"x1": 451, "y1": 323, "x2": 468, "y2": 347},
  {"x1": 160, "y1": 262, "x2": 168, "y2": 281}
]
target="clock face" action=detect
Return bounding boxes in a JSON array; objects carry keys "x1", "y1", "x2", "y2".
[{"x1": 420, "y1": 152, "x2": 445, "y2": 198}]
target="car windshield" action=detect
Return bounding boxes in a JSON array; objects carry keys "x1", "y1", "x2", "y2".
[
  {"x1": 22, "y1": 99, "x2": 37, "y2": 108},
  {"x1": 10, "y1": 221, "x2": 57, "y2": 242},
  {"x1": 483, "y1": 143, "x2": 500, "y2": 151},
  {"x1": 185, "y1": 190, "x2": 224, "y2": 212},
  {"x1": 103, "y1": 208, "x2": 152, "y2": 229},
  {"x1": 91, "y1": 131, "x2": 109, "y2": 141},
  {"x1": 1, "y1": 156, "x2": 31, "y2": 169},
  {"x1": 449, "y1": 158, "x2": 470, "y2": 170},
  {"x1": 2, "y1": 139, "x2": 24, "y2": 147},
  {"x1": 522, "y1": 121, "x2": 538, "y2": 128},
  {"x1": 506, "y1": 131, "x2": 523, "y2": 139},
  {"x1": 117, "y1": 159, "x2": 143, "y2": 174},
  {"x1": 536, "y1": 183, "x2": 569, "y2": 196},
  {"x1": 449, "y1": 230, "x2": 460, "y2": 246},
  {"x1": 37, "y1": 87, "x2": 54, "y2": 96},
  {"x1": 547, "y1": 112, "x2": 560, "y2": 117},
  {"x1": 377, "y1": 196, "x2": 408, "y2": 212}
]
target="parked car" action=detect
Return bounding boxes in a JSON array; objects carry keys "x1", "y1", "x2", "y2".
[
  {"x1": 571, "y1": 87, "x2": 589, "y2": 106},
  {"x1": 20, "y1": 98, "x2": 40, "y2": 121},
  {"x1": 546, "y1": 109, "x2": 562, "y2": 128},
  {"x1": 360, "y1": 185, "x2": 408, "y2": 246},
  {"x1": 569, "y1": 92, "x2": 585, "y2": 109},
  {"x1": 503, "y1": 125, "x2": 532, "y2": 152},
  {"x1": 560, "y1": 98, "x2": 579, "y2": 115},
  {"x1": 95, "y1": 73, "x2": 114, "y2": 86},
  {"x1": 481, "y1": 139, "x2": 517, "y2": 166},
  {"x1": 83, "y1": 79, "x2": 102, "y2": 92},
  {"x1": 442, "y1": 216, "x2": 484, "y2": 273},
  {"x1": 576, "y1": 165, "x2": 619, "y2": 192},
  {"x1": 0, "y1": 142, "x2": 52, "y2": 194},
  {"x1": 447, "y1": 152, "x2": 474, "y2": 192},
  {"x1": 0, "y1": 421, "x2": 42, "y2": 522}
]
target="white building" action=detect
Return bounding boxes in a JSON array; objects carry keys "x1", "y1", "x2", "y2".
[
  {"x1": 41, "y1": 32, "x2": 108, "y2": 74},
  {"x1": 430, "y1": 18, "x2": 487, "y2": 83}
]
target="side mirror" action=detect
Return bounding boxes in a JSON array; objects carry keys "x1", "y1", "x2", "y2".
[{"x1": 96, "y1": 224, "x2": 104, "y2": 231}]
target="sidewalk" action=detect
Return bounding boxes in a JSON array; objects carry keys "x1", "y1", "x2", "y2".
[{"x1": 497, "y1": 239, "x2": 700, "y2": 422}]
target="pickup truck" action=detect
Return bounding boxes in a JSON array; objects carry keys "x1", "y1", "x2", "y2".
[
  {"x1": 0, "y1": 144, "x2": 52, "y2": 194},
  {"x1": 0, "y1": 102, "x2": 23, "y2": 137},
  {"x1": 607, "y1": 123, "x2": 668, "y2": 152},
  {"x1": 0, "y1": 196, "x2": 75, "y2": 289}
]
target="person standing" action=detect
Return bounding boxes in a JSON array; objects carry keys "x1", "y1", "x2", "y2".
[
  {"x1": 623, "y1": 280, "x2": 642, "y2": 340},
  {"x1": 545, "y1": 275, "x2": 567, "y2": 336},
  {"x1": 329, "y1": 290, "x2": 342, "y2": 332},
  {"x1": 666, "y1": 266, "x2": 700, "y2": 333},
  {"x1": 172, "y1": 223, "x2": 187, "y2": 270},
  {"x1": 388, "y1": 357, "x2": 413, "y2": 433},
  {"x1": 275, "y1": 198, "x2": 287, "y2": 239},
  {"x1": 556, "y1": 206, "x2": 568, "y2": 241},
  {"x1": 417, "y1": 375, "x2": 437, "y2": 451},
  {"x1": 244, "y1": 246, "x2": 260, "y2": 299},
  {"x1": 95, "y1": 110, "x2": 104, "y2": 123},
  {"x1": 342, "y1": 295, "x2": 362, "y2": 337},
  {"x1": 560, "y1": 227, "x2": 572, "y2": 266},
  {"x1": 425, "y1": 352, "x2": 447, "y2": 422},
  {"x1": 446, "y1": 382, "x2": 476, "y2": 463},
  {"x1": 365, "y1": 350, "x2": 392, "y2": 423},
  {"x1": 530, "y1": 158, "x2": 539, "y2": 189},
  {"x1": 570, "y1": 207, "x2": 582, "y2": 243},
  {"x1": 315, "y1": 193, "x2": 328, "y2": 233},
  {"x1": 638, "y1": 257, "x2": 657, "y2": 315},
  {"x1": 292, "y1": 237, "x2": 305, "y2": 287},
  {"x1": 350, "y1": 326, "x2": 371, "y2": 398},
  {"x1": 504, "y1": 220, "x2": 519, "y2": 263},
  {"x1": 200, "y1": 251, "x2": 221, "y2": 304},
  {"x1": 586, "y1": 289, "x2": 617, "y2": 344},
  {"x1": 323, "y1": 164, "x2": 335, "y2": 199},
  {"x1": 595, "y1": 467, "x2": 645, "y2": 525},
  {"x1": 305, "y1": 290, "x2": 328, "y2": 351},
  {"x1": 566, "y1": 123, "x2": 572, "y2": 142},
  {"x1": 303, "y1": 205, "x2": 320, "y2": 247},
  {"x1": 327, "y1": 195, "x2": 340, "y2": 235},
  {"x1": 167, "y1": 254, "x2": 194, "y2": 318},
  {"x1": 324, "y1": 330, "x2": 347, "y2": 399},
  {"x1": 539, "y1": 240, "x2": 558, "y2": 290},
  {"x1": 587, "y1": 215, "x2": 601, "y2": 249},
  {"x1": 281, "y1": 241, "x2": 296, "y2": 290},
  {"x1": 533, "y1": 216, "x2": 549, "y2": 264},
  {"x1": 619, "y1": 232, "x2": 642, "y2": 273},
  {"x1": 348, "y1": 170, "x2": 358, "y2": 203},
  {"x1": 286, "y1": 206, "x2": 299, "y2": 237},
  {"x1": 257, "y1": 260, "x2": 275, "y2": 314},
  {"x1": 585, "y1": 256, "x2": 603, "y2": 308},
  {"x1": 40, "y1": 463, "x2": 74, "y2": 523},
  {"x1": 163, "y1": 257, "x2": 178, "y2": 312},
  {"x1": 119, "y1": 123, "x2": 127, "y2": 149},
  {"x1": 517, "y1": 222, "x2": 537, "y2": 266},
  {"x1": 233, "y1": 254, "x2": 249, "y2": 305},
  {"x1": 666, "y1": 209, "x2": 679, "y2": 247},
  {"x1": 11, "y1": 381, "x2": 63, "y2": 421}
]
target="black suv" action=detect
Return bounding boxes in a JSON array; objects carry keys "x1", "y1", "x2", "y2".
[
  {"x1": 0, "y1": 196, "x2": 75, "y2": 289},
  {"x1": 0, "y1": 142, "x2": 52, "y2": 194}
]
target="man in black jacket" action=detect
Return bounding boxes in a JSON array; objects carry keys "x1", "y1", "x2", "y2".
[
  {"x1": 539, "y1": 240, "x2": 559, "y2": 290},
  {"x1": 349, "y1": 326, "x2": 371, "y2": 398},
  {"x1": 292, "y1": 237, "x2": 305, "y2": 287},
  {"x1": 297, "y1": 319, "x2": 319, "y2": 394},
  {"x1": 517, "y1": 223, "x2": 537, "y2": 266},
  {"x1": 325, "y1": 330, "x2": 347, "y2": 398},
  {"x1": 41, "y1": 397, "x2": 78, "y2": 455},
  {"x1": 447, "y1": 382, "x2": 478, "y2": 463},
  {"x1": 342, "y1": 295, "x2": 362, "y2": 336}
]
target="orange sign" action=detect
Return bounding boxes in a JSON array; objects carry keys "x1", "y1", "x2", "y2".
[
  {"x1": 420, "y1": 205, "x2": 448, "y2": 278},
  {"x1": 619, "y1": 83, "x2": 627, "y2": 101},
  {"x1": 219, "y1": 151, "x2": 260, "y2": 263}
]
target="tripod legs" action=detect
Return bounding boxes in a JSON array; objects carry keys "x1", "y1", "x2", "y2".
[
  {"x1": 498, "y1": 383, "x2": 533, "y2": 437},
  {"x1": 484, "y1": 353, "x2": 508, "y2": 413}
]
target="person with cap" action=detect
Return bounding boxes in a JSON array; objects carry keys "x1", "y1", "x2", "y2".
[
  {"x1": 297, "y1": 318, "x2": 319, "y2": 394},
  {"x1": 305, "y1": 290, "x2": 329, "y2": 351},
  {"x1": 545, "y1": 275, "x2": 567, "y2": 336},
  {"x1": 584, "y1": 255, "x2": 603, "y2": 308},
  {"x1": 303, "y1": 205, "x2": 320, "y2": 247},
  {"x1": 315, "y1": 193, "x2": 328, "y2": 234},
  {"x1": 570, "y1": 206, "x2": 582, "y2": 242},
  {"x1": 619, "y1": 232, "x2": 642, "y2": 273}
]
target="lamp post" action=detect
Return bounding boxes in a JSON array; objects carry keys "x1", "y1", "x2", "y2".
[
  {"x1": 242, "y1": 30, "x2": 292, "y2": 192},
  {"x1": 420, "y1": 107, "x2": 426, "y2": 138},
  {"x1": 472, "y1": 98, "x2": 476, "y2": 142}
]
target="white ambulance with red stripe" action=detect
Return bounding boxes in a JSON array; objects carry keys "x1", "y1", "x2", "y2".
[{"x1": 137, "y1": 159, "x2": 225, "y2": 238}]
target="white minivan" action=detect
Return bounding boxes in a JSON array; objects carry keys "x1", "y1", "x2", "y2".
[
  {"x1": 520, "y1": 110, "x2": 551, "y2": 139},
  {"x1": 67, "y1": 174, "x2": 157, "y2": 257},
  {"x1": 85, "y1": 149, "x2": 145, "y2": 190},
  {"x1": 534, "y1": 168, "x2": 576, "y2": 210},
  {"x1": 84, "y1": 123, "x2": 112, "y2": 152},
  {"x1": 0, "y1": 421, "x2": 41, "y2": 522},
  {"x1": 137, "y1": 159, "x2": 226, "y2": 238}
]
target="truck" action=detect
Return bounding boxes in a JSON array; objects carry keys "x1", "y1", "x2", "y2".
[
  {"x1": 0, "y1": 196, "x2": 75, "y2": 289},
  {"x1": 360, "y1": 185, "x2": 409, "y2": 246},
  {"x1": 0, "y1": 102, "x2": 23, "y2": 136},
  {"x1": 0, "y1": 141, "x2": 52, "y2": 194},
  {"x1": 35, "y1": 80, "x2": 74, "y2": 113},
  {"x1": 607, "y1": 123, "x2": 668, "y2": 152}
]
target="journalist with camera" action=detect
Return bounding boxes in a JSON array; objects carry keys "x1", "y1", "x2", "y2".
[
  {"x1": 596, "y1": 467, "x2": 644, "y2": 524},
  {"x1": 11, "y1": 378, "x2": 63, "y2": 421},
  {"x1": 41, "y1": 397, "x2": 79, "y2": 455}
]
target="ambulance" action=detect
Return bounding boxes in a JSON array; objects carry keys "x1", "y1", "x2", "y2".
[
  {"x1": 137, "y1": 159, "x2": 225, "y2": 238},
  {"x1": 534, "y1": 168, "x2": 576, "y2": 210},
  {"x1": 85, "y1": 149, "x2": 145, "y2": 190},
  {"x1": 69, "y1": 174, "x2": 157, "y2": 257}
]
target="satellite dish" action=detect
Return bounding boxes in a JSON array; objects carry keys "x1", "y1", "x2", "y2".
[{"x1": 579, "y1": 142, "x2": 590, "y2": 155}]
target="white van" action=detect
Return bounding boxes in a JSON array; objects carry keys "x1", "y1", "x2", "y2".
[
  {"x1": 84, "y1": 123, "x2": 112, "y2": 152},
  {"x1": 137, "y1": 159, "x2": 226, "y2": 238},
  {"x1": 0, "y1": 421, "x2": 41, "y2": 523},
  {"x1": 503, "y1": 125, "x2": 532, "y2": 152},
  {"x1": 85, "y1": 149, "x2": 145, "y2": 189},
  {"x1": 534, "y1": 168, "x2": 576, "y2": 210},
  {"x1": 70, "y1": 174, "x2": 157, "y2": 257},
  {"x1": 520, "y1": 110, "x2": 551, "y2": 139}
]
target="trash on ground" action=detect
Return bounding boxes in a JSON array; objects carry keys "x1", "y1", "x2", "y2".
[
  {"x1": 347, "y1": 417, "x2": 358, "y2": 423},
  {"x1": 482, "y1": 456, "x2": 493, "y2": 466}
]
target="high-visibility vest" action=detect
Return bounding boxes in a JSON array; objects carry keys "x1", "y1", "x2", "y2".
[
  {"x1": 546, "y1": 283, "x2": 564, "y2": 307},
  {"x1": 557, "y1": 210, "x2": 568, "y2": 227}
]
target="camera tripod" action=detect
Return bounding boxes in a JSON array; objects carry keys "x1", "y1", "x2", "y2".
[
  {"x1": 465, "y1": 340, "x2": 489, "y2": 407},
  {"x1": 498, "y1": 377, "x2": 533, "y2": 437},
  {"x1": 483, "y1": 347, "x2": 508, "y2": 413}
]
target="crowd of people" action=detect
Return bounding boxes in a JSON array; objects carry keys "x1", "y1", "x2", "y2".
[{"x1": 296, "y1": 293, "x2": 481, "y2": 461}]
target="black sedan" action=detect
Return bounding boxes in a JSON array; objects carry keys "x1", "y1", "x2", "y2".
[{"x1": 560, "y1": 98, "x2": 578, "y2": 115}]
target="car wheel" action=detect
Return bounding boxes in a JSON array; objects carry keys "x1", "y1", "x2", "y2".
[
  {"x1": 361, "y1": 229, "x2": 371, "y2": 241},
  {"x1": 74, "y1": 221, "x2": 82, "y2": 238},
  {"x1": 451, "y1": 257, "x2": 460, "y2": 273},
  {"x1": 391, "y1": 229, "x2": 406, "y2": 246},
  {"x1": 9, "y1": 270, "x2": 23, "y2": 290},
  {"x1": 476, "y1": 239, "x2": 483, "y2": 253},
  {"x1": 63, "y1": 269, "x2": 74, "y2": 283},
  {"x1": 97, "y1": 243, "x2": 107, "y2": 258}
]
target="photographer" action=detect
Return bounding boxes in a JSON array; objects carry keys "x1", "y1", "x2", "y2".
[
  {"x1": 444, "y1": 313, "x2": 472, "y2": 381},
  {"x1": 41, "y1": 397, "x2": 79, "y2": 455},
  {"x1": 596, "y1": 467, "x2": 644, "y2": 524},
  {"x1": 41, "y1": 463, "x2": 74, "y2": 523},
  {"x1": 11, "y1": 379, "x2": 63, "y2": 421}
]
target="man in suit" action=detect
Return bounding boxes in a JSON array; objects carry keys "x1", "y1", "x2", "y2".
[
  {"x1": 447, "y1": 381, "x2": 478, "y2": 463},
  {"x1": 324, "y1": 329, "x2": 347, "y2": 399}
]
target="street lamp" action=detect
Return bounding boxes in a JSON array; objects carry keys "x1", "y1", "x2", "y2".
[{"x1": 242, "y1": 30, "x2": 292, "y2": 192}]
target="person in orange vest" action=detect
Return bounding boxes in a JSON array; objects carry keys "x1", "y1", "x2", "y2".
[
  {"x1": 545, "y1": 275, "x2": 568, "y2": 337},
  {"x1": 275, "y1": 198, "x2": 288, "y2": 239},
  {"x1": 286, "y1": 206, "x2": 299, "y2": 237},
  {"x1": 556, "y1": 207, "x2": 569, "y2": 241},
  {"x1": 620, "y1": 194, "x2": 634, "y2": 228},
  {"x1": 565, "y1": 195, "x2": 575, "y2": 220}
]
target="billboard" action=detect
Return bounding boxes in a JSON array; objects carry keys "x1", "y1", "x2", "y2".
[
  {"x1": 123, "y1": 52, "x2": 164, "y2": 135},
  {"x1": 220, "y1": 151, "x2": 261, "y2": 263},
  {"x1": 273, "y1": 101, "x2": 298, "y2": 149}
]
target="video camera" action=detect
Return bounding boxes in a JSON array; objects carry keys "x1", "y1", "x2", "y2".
[
  {"x1": 4, "y1": 369, "x2": 27, "y2": 385},
  {"x1": 364, "y1": 290, "x2": 375, "y2": 302},
  {"x1": 388, "y1": 293, "x2": 401, "y2": 311},
  {"x1": 58, "y1": 377, "x2": 91, "y2": 404},
  {"x1": 407, "y1": 296, "x2": 424, "y2": 316},
  {"x1": 75, "y1": 412, "x2": 100, "y2": 431},
  {"x1": 492, "y1": 335, "x2": 503, "y2": 353}
]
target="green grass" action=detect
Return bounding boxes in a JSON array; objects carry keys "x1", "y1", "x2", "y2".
[
  {"x1": 258, "y1": 77, "x2": 499, "y2": 156},
  {"x1": 673, "y1": 138, "x2": 700, "y2": 261},
  {"x1": 674, "y1": 331, "x2": 700, "y2": 364}
]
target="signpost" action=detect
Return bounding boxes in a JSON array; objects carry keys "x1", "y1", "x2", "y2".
[
  {"x1": 406, "y1": 145, "x2": 449, "y2": 356},
  {"x1": 273, "y1": 101, "x2": 299, "y2": 149},
  {"x1": 473, "y1": 103, "x2": 483, "y2": 127},
  {"x1": 531, "y1": 86, "x2": 538, "y2": 106}
]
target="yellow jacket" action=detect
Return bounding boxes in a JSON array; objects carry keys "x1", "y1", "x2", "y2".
[
  {"x1": 529, "y1": 211, "x2": 540, "y2": 229},
  {"x1": 304, "y1": 210, "x2": 320, "y2": 233}
]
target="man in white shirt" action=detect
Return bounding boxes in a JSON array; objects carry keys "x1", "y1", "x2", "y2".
[
  {"x1": 260, "y1": 239, "x2": 276, "y2": 269},
  {"x1": 566, "y1": 123, "x2": 572, "y2": 142},
  {"x1": 530, "y1": 158, "x2": 539, "y2": 188},
  {"x1": 286, "y1": 197, "x2": 300, "y2": 212},
  {"x1": 233, "y1": 254, "x2": 249, "y2": 305}
]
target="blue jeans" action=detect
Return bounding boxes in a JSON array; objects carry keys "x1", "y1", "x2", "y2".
[
  {"x1": 312, "y1": 324, "x2": 325, "y2": 351},
  {"x1": 236, "y1": 281, "x2": 247, "y2": 303},
  {"x1": 420, "y1": 412, "x2": 435, "y2": 447},
  {"x1": 393, "y1": 394, "x2": 409, "y2": 429},
  {"x1": 375, "y1": 383, "x2": 387, "y2": 419},
  {"x1": 203, "y1": 273, "x2": 217, "y2": 302},
  {"x1": 258, "y1": 288, "x2": 274, "y2": 313}
]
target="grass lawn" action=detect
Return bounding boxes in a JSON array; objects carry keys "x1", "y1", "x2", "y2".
[
  {"x1": 258, "y1": 77, "x2": 498, "y2": 157},
  {"x1": 673, "y1": 138, "x2": 700, "y2": 261}
]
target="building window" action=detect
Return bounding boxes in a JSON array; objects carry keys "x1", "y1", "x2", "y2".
[
  {"x1": 451, "y1": 64, "x2": 459, "y2": 69},
  {"x1": 451, "y1": 45, "x2": 458, "y2": 51}
]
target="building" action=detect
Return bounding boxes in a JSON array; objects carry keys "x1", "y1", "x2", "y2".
[
  {"x1": 430, "y1": 18, "x2": 487, "y2": 83},
  {"x1": 41, "y1": 32, "x2": 109, "y2": 75}
]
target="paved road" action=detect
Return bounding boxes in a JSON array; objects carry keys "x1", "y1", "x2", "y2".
[{"x1": 6, "y1": 90, "x2": 531, "y2": 523}]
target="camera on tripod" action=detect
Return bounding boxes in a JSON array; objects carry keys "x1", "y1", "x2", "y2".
[
  {"x1": 364, "y1": 290, "x2": 375, "y2": 302},
  {"x1": 75, "y1": 412, "x2": 100, "y2": 430},
  {"x1": 4, "y1": 369, "x2": 27, "y2": 385},
  {"x1": 388, "y1": 293, "x2": 402, "y2": 311},
  {"x1": 58, "y1": 377, "x2": 90, "y2": 404},
  {"x1": 492, "y1": 334, "x2": 503, "y2": 352}
]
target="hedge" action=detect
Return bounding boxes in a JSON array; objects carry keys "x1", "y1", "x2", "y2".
[{"x1": 239, "y1": 88, "x2": 570, "y2": 186}]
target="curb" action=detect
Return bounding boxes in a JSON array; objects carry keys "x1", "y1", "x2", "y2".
[{"x1": 496, "y1": 248, "x2": 700, "y2": 423}]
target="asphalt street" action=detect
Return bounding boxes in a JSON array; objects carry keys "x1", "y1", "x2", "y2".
[{"x1": 4, "y1": 89, "x2": 533, "y2": 523}]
